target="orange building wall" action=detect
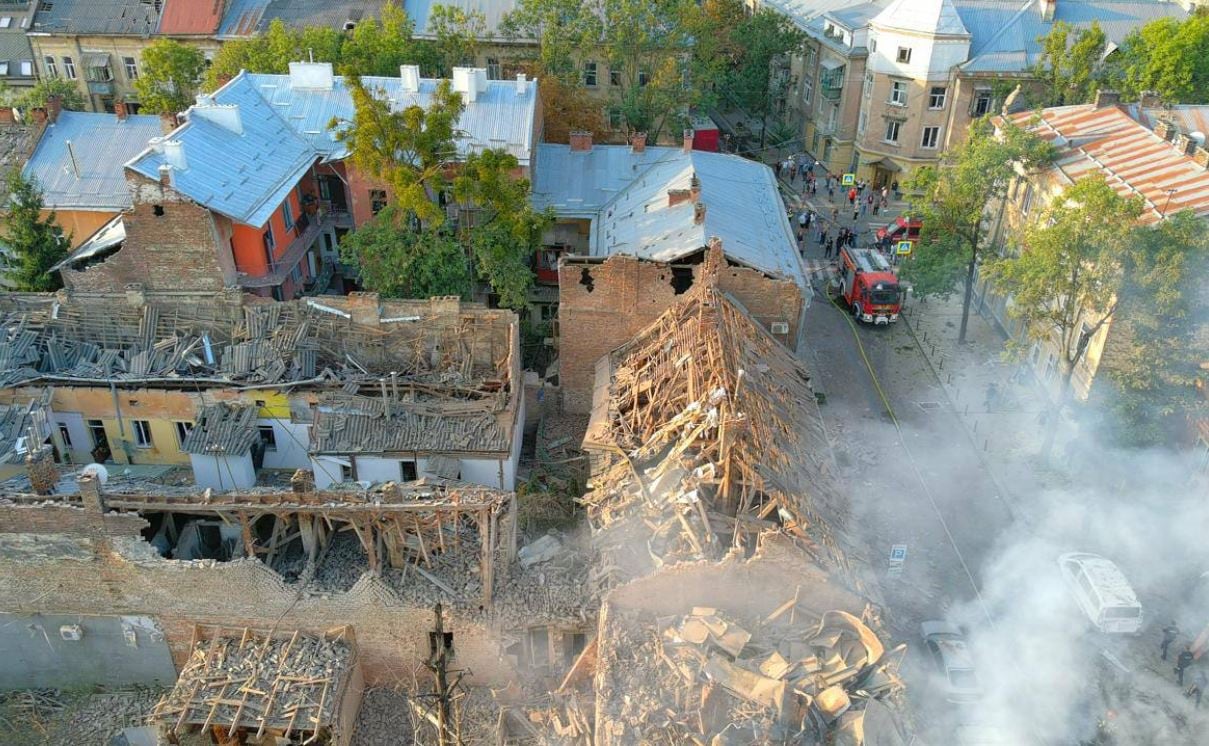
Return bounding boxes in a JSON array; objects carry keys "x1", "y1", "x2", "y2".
[
  {"x1": 45, "y1": 209, "x2": 118, "y2": 248},
  {"x1": 229, "y1": 185, "x2": 305, "y2": 277}
]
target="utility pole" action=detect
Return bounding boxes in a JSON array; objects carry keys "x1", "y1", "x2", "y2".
[{"x1": 428, "y1": 603, "x2": 454, "y2": 746}]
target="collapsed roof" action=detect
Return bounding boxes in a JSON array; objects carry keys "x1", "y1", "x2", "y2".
[
  {"x1": 0, "y1": 391, "x2": 52, "y2": 466},
  {"x1": 581, "y1": 247, "x2": 849, "y2": 587}
]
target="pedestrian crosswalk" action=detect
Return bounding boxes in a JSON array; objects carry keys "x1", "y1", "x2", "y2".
[{"x1": 801, "y1": 257, "x2": 841, "y2": 288}]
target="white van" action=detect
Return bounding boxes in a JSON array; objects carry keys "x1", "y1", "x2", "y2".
[{"x1": 1057, "y1": 553, "x2": 1144, "y2": 634}]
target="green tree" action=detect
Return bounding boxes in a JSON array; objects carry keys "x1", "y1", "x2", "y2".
[
  {"x1": 337, "y1": 2, "x2": 422, "y2": 77},
  {"x1": 135, "y1": 39, "x2": 207, "y2": 115},
  {"x1": 1106, "y1": 15, "x2": 1209, "y2": 104},
  {"x1": 1, "y1": 171, "x2": 68, "y2": 292},
  {"x1": 10, "y1": 79, "x2": 86, "y2": 111},
  {"x1": 536, "y1": 73, "x2": 607, "y2": 143},
  {"x1": 1034, "y1": 20, "x2": 1107, "y2": 105},
  {"x1": 338, "y1": 206, "x2": 471, "y2": 299},
  {"x1": 722, "y1": 8, "x2": 805, "y2": 149},
  {"x1": 986, "y1": 177, "x2": 1144, "y2": 454},
  {"x1": 334, "y1": 76, "x2": 463, "y2": 229},
  {"x1": 452, "y1": 149, "x2": 552, "y2": 309},
  {"x1": 501, "y1": 0, "x2": 602, "y2": 83},
  {"x1": 904, "y1": 119, "x2": 1055, "y2": 343},
  {"x1": 426, "y1": 5, "x2": 487, "y2": 77},
  {"x1": 1099, "y1": 211, "x2": 1209, "y2": 445}
]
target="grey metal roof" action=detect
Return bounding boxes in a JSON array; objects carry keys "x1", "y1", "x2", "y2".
[
  {"x1": 30, "y1": 0, "x2": 160, "y2": 35},
  {"x1": 0, "y1": 31, "x2": 34, "y2": 81},
  {"x1": 873, "y1": 0, "x2": 968, "y2": 36},
  {"x1": 126, "y1": 73, "x2": 318, "y2": 228},
  {"x1": 533, "y1": 144, "x2": 806, "y2": 288},
  {"x1": 403, "y1": 0, "x2": 520, "y2": 40},
  {"x1": 23, "y1": 111, "x2": 161, "y2": 211},
  {"x1": 218, "y1": 0, "x2": 384, "y2": 38},
  {"x1": 247, "y1": 65, "x2": 538, "y2": 165},
  {"x1": 181, "y1": 403, "x2": 260, "y2": 456},
  {"x1": 956, "y1": 0, "x2": 1186, "y2": 73},
  {"x1": 51, "y1": 215, "x2": 126, "y2": 272},
  {"x1": 311, "y1": 392, "x2": 513, "y2": 456},
  {"x1": 0, "y1": 395, "x2": 52, "y2": 465}
]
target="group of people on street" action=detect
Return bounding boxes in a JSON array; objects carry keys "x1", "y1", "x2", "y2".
[{"x1": 1161, "y1": 621, "x2": 1206, "y2": 708}]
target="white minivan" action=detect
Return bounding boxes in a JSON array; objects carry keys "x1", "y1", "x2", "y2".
[{"x1": 1057, "y1": 552, "x2": 1144, "y2": 634}]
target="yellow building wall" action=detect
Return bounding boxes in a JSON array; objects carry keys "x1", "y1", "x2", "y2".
[{"x1": 46, "y1": 209, "x2": 118, "y2": 248}]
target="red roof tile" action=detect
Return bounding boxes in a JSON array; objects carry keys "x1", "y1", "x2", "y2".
[{"x1": 159, "y1": 0, "x2": 224, "y2": 35}]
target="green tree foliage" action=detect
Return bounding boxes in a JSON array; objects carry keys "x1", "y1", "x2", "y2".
[
  {"x1": 337, "y1": 3, "x2": 424, "y2": 77},
  {"x1": 1034, "y1": 21, "x2": 1106, "y2": 105},
  {"x1": 452, "y1": 149, "x2": 552, "y2": 309},
  {"x1": 1100, "y1": 211, "x2": 1209, "y2": 445},
  {"x1": 1105, "y1": 14, "x2": 1209, "y2": 104},
  {"x1": 501, "y1": 0, "x2": 602, "y2": 82},
  {"x1": 3, "y1": 79, "x2": 87, "y2": 111},
  {"x1": 339, "y1": 206, "x2": 471, "y2": 299},
  {"x1": 904, "y1": 119, "x2": 1055, "y2": 342},
  {"x1": 135, "y1": 39, "x2": 207, "y2": 115},
  {"x1": 722, "y1": 8, "x2": 805, "y2": 148},
  {"x1": 536, "y1": 73, "x2": 607, "y2": 143},
  {"x1": 334, "y1": 76, "x2": 463, "y2": 228},
  {"x1": 986, "y1": 177, "x2": 1143, "y2": 452},
  {"x1": 426, "y1": 5, "x2": 487, "y2": 77},
  {"x1": 1, "y1": 171, "x2": 68, "y2": 292}
]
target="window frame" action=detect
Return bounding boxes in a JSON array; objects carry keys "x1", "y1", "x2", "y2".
[
  {"x1": 486, "y1": 57, "x2": 500, "y2": 80},
  {"x1": 582, "y1": 60, "x2": 597, "y2": 87},
  {"x1": 609, "y1": 68, "x2": 621, "y2": 87},
  {"x1": 884, "y1": 119, "x2": 901, "y2": 144},
  {"x1": 57, "y1": 423, "x2": 73, "y2": 449},
  {"x1": 174, "y1": 421, "x2": 193, "y2": 447},
  {"x1": 929, "y1": 86, "x2": 947, "y2": 109},
  {"x1": 973, "y1": 90, "x2": 993, "y2": 116},
  {"x1": 889, "y1": 80, "x2": 908, "y2": 106},
  {"x1": 44, "y1": 55, "x2": 57, "y2": 78},
  {"x1": 369, "y1": 189, "x2": 387, "y2": 215},
  {"x1": 896, "y1": 47, "x2": 912, "y2": 64},
  {"x1": 921, "y1": 125, "x2": 940, "y2": 149},
  {"x1": 62, "y1": 55, "x2": 76, "y2": 80},
  {"x1": 257, "y1": 425, "x2": 277, "y2": 452},
  {"x1": 124, "y1": 56, "x2": 138, "y2": 80},
  {"x1": 133, "y1": 420, "x2": 153, "y2": 449},
  {"x1": 282, "y1": 199, "x2": 294, "y2": 232}
]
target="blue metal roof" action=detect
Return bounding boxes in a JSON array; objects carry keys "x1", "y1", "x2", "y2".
[
  {"x1": 22, "y1": 111, "x2": 162, "y2": 211},
  {"x1": 126, "y1": 73, "x2": 318, "y2": 228},
  {"x1": 534, "y1": 144, "x2": 806, "y2": 288},
  {"x1": 957, "y1": 0, "x2": 1187, "y2": 73},
  {"x1": 246, "y1": 67, "x2": 538, "y2": 166}
]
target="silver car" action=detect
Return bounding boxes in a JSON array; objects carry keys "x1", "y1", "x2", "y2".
[{"x1": 921, "y1": 620, "x2": 982, "y2": 704}]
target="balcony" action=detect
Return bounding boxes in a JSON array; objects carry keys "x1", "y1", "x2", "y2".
[
  {"x1": 87, "y1": 80, "x2": 114, "y2": 95},
  {"x1": 238, "y1": 212, "x2": 325, "y2": 289}
]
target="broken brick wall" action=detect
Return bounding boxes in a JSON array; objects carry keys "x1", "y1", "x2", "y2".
[
  {"x1": 61, "y1": 173, "x2": 235, "y2": 293},
  {"x1": 558, "y1": 254, "x2": 803, "y2": 414},
  {"x1": 0, "y1": 503, "x2": 524, "y2": 687}
]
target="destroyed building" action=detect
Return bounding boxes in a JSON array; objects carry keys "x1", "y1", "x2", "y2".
[
  {"x1": 502, "y1": 249, "x2": 909, "y2": 744},
  {"x1": 0, "y1": 290, "x2": 524, "y2": 491}
]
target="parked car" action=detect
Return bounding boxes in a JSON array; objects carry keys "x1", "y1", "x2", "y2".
[
  {"x1": 921, "y1": 621, "x2": 982, "y2": 703},
  {"x1": 1057, "y1": 552, "x2": 1144, "y2": 634}
]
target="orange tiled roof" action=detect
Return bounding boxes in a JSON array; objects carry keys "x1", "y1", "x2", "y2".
[
  {"x1": 159, "y1": 0, "x2": 224, "y2": 35},
  {"x1": 1004, "y1": 104, "x2": 1209, "y2": 224}
]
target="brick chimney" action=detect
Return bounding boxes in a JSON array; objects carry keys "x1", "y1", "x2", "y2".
[
  {"x1": 78, "y1": 471, "x2": 107, "y2": 514},
  {"x1": 569, "y1": 130, "x2": 592, "y2": 152},
  {"x1": 158, "y1": 163, "x2": 173, "y2": 187},
  {"x1": 1140, "y1": 91, "x2": 1162, "y2": 108},
  {"x1": 25, "y1": 445, "x2": 57, "y2": 496},
  {"x1": 683, "y1": 128, "x2": 694, "y2": 153},
  {"x1": 1194, "y1": 147, "x2": 1209, "y2": 170},
  {"x1": 1040, "y1": 0, "x2": 1056, "y2": 22},
  {"x1": 115, "y1": 99, "x2": 128, "y2": 121},
  {"x1": 631, "y1": 131, "x2": 647, "y2": 154},
  {"x1": 0, "y1": 107, "x2": 15, "y2": 124},
  {"x1": 668, "y1": 188, "x2": 693, "y2": 207},
  {"x1": 1154, "y1": 119, "x2": 1178, "y2": 141},
  {"x1": 1093, "y1": 89, "x2": 1120, "y2": 109},
  {"x1": 30, "y1": 107, "x2": 47, "y2": 124},
  {"x1": 693, "y1": 201, "x2": 706, "y2": 225},
  {"x1": 1174, "y1": 132, "x2": 1199, "y2": 156},
  {"x1": 45, "y1": 94, "x2": 62, "y2": 123}
]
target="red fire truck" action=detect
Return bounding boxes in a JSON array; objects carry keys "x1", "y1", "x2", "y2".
[{"x1": 837, "y1": 246, "x2": 903, "y2": 324}]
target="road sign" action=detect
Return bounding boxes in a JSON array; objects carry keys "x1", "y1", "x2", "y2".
[
  {"x1": 895, "y1": 240, "x2": 913, "y2": 256},
  {"x1": 841, "y1": 173, "x2": 856, "y2": 186}
]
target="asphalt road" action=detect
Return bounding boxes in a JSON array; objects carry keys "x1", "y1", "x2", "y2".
[{"x1": 797, "y1": 280, "x2": 1020, "y2": 740}]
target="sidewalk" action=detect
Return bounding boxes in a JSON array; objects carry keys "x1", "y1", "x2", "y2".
[{"x1": 898, "y1": 291, "x2": 1070, "y2": 530}]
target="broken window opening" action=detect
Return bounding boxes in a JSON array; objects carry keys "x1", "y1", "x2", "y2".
[
  {"x1": 152, "y1": 204, "x2": 164, "y2": 217},
  {"x1": 528, "y1": 627, "x2": 550, "y2": 667},
  {"x1": 143, "y1": 513, "x2": 244, "y2": 562},
  {"x1": 565, "y1": 631, "x2": 587, "y2": 666},
  {"x1": 429, "y1": 630, "x2": 455, "y2": 660},
  {"x1": 400, "y1": 460, "x2": 418, "y2": 481},
  {"x1": 670, "y1": 266, "x2": 694, "y2": 295},
  {"x1": 578, "y1": 267, "x2": 594, "y2": 292}
]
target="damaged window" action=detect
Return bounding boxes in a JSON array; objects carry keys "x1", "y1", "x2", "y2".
[{"x1": 528, "y1": 627, "x2": 550, "y2": 667}]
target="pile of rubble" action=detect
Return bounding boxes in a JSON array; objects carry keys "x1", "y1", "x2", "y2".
[
  {"x1": 593, "y1": 604, "x2": 905, "y2": 745},
  {"x1": 0, "y1": 687, "x2": 166, "y2": 746}
]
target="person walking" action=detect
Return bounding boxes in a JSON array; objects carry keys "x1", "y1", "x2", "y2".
[
  {"x1": 852, "y1": 206, "x2": 860, "y2": 222},
  {"x1": 872, "y1": 201, "x2": 880, "y2": 217},
  {"x1": 1193, "y1": 669, "x2": 1207, "y2": 708},
  {"x1": 831, "y1": 207, "x2": 839, "y2": 222},
  {"x1": 848, "y1": 187, "x2": 857, "y2": 205},
  {"x1": 1176, "y1": 647, "x2": 1195, "y2": 686},
  {"x1": 860, "y1": 200, "x2": 868, "y2": 216},
  {"x1": 1161, "y1": 621, "x2": 1180, "y2": 661},
  {"x1": 825, "y1": 236, "x2": 835, "y2": 258},
  {"x1": 805, "y1": 210, "x2": 813, "y2": 229}
]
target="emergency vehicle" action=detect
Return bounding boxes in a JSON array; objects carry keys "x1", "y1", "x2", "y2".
[
  {"x1": 875, "y1": 215, "x2": 923, "y2": 244},
  {"x1": 837, "y1": 246, "x2": 903, "y2": 324}
]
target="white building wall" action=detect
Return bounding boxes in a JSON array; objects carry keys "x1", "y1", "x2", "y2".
[
  {"x1": 867, "y1": 29, "x2": 969, "y2": 81},
  {"x1": 257, "y1": 419, "x2": 310, "y2": 470},
  {"x1": 189, "y1": 452, "x2": 256, "y2": 491}
]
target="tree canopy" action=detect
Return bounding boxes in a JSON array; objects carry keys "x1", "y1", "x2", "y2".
[
  {"x1": 338, "y1": 207, "x2": 472, "y2": 300},
  {"x1": 904, "y1": 119, "x2": 1056, "y2": 342},
  {"x1": 1, "y1": 171, "x2": 69, "y2": 292},
  {"x1": 135, "y1": 39, "x2": 207, "y2": 115},
  {"x1": 0, "y1": 78, "x2": 86, "y2": 111},
  {"x1": 719, "y1": 8, "x2": 805, "y2": 147},
  {"x1": 1033, "y1": 21, "x2": 1106, "y2": 106},
  {"x1": 1104, "y1": 13, "x2": 1209, "y2": 104}
]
